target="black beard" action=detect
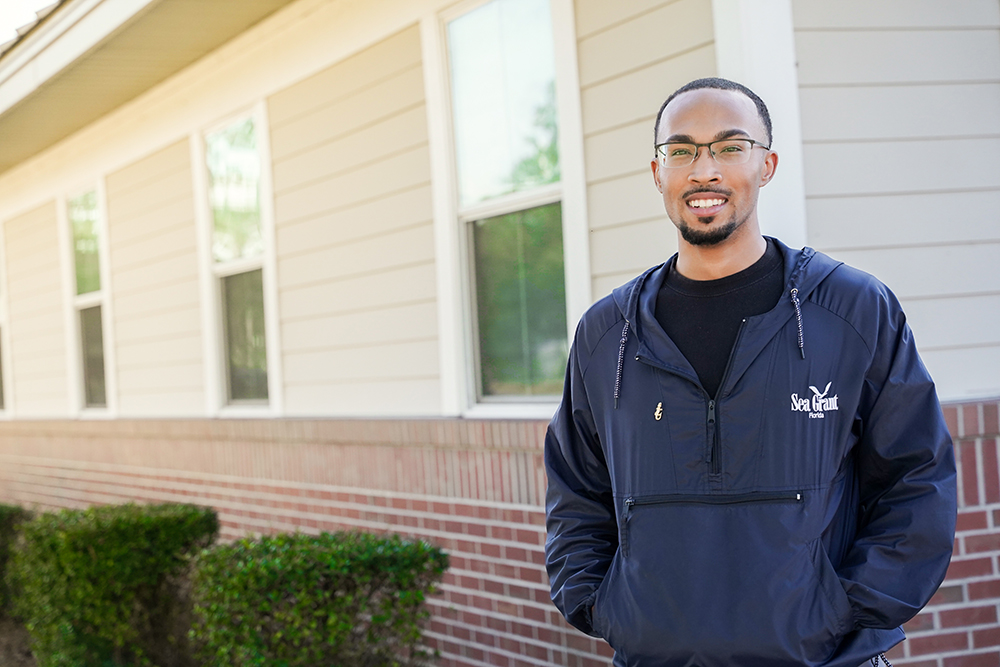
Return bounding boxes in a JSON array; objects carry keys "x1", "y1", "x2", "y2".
[{"x1": 678, "y1": 216, "x2": 739, "y2": 246}]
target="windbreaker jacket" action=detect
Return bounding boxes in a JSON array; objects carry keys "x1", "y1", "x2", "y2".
[{"x1": 544, "y1": 239, "x2": 957, "y2": 667}]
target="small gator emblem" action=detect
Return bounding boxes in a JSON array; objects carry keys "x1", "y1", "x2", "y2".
[{"x1": 654, "y1": 402, "x2": 663, "y2": 421}]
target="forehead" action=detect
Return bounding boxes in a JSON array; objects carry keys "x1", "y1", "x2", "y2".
[{"x1": 657, "y1": 88, "x2": 764, "y2": 142}]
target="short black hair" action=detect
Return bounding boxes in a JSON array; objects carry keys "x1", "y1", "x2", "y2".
[{"x1": 653, "y1": 77, "x2": 772, "y2": 147}]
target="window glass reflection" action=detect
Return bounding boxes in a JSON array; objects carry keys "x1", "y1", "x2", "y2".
[
  {"x1": 0, "y1": 330, "x2": 5, "y2": 410},
  {"x1": 473, "y1": 202, "x2": 567, "y2": 397},
  {"x1": 448, "y1": 0, "x2": 559, "y2": 206},
  {"x1": 223, "y1": 269, "x2": 268, "y2": 402},
  {"x1": 80, "y1": 306, "x2": 106, "y2": 407},
  {"x1": 68, "y1": 191, "x2": 101, "y2": 295},
  {"x1": 207, "y1": 118, "x2": 263, "y2": 263}
]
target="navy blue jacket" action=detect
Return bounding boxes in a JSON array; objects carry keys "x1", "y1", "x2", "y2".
[{"x1": 544, "y1": 240, "x2": 956, "y2": 666}]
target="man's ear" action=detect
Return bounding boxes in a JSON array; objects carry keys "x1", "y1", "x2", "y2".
[
  {"x1": 651, "y1": 159, "x2": 663, "y2": 192},
  {"x1": 760, "y1": 150, "x2": 778, "y2": 187}
]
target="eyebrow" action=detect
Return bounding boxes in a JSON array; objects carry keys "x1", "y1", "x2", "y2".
[{"x1": 661, "y1": 129, "x2": 752, "y2": 144}]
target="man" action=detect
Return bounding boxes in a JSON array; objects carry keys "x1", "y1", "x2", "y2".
[{"x1": 544, "y1": 78, "x2": 956, "y2": 667}]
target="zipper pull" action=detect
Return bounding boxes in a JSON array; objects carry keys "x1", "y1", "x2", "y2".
[
  {"x1": 622, "y1": 498, "x2": 635, "y2": 558},
  {"x1": 707, "y1": 400, "x2": 716, "y2": 426}
]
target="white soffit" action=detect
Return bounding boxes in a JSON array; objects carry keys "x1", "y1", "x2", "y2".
[{"x1": 0, "y1": 0, "x2": 298, "y2": 176}]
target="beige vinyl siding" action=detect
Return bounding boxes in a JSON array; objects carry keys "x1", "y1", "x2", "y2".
[
  {"x1": 5, "y1": 202, "x2": 69, "y2": 415},
  {"x1": 576, "y1": 0, "x2": 716, "y2": 299},
  {"x1": 106, "y1": 140, "x2": 204, "y2": 415},
  {"x1": 794, "y1": 0, "x2": 1000, "y2": 400},
  {"x1": 268, "y1": 25, "x2": 439, "y2": 416}
]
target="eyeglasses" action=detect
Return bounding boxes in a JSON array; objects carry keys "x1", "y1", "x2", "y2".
[{"x1": 655, "y1": 139, "x2": 770, "y2": 168}]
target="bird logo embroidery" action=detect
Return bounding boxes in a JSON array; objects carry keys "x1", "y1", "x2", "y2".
[
  {"x1": 809, "y1": 382, "x2": 832, "y2": 400},
  {"x1": 654, "y1": 402, "x2": 663, "y2": 421}
]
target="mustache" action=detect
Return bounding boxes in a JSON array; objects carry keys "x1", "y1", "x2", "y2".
[{"x1": 682, "y1": 188, "x2": 732, "y2": 199}]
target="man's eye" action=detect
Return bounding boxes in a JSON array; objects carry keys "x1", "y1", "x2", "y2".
[
  {"x1": 717, "y1": 143, "x2": 744, "y2": 153},
  {"x1": 670, "y1": 146, "x2": 694, "y2": 157}
]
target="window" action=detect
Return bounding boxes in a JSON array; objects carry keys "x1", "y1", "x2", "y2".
[
  {"x1": 0, "y1": 224, "x2": 7, "y2": 412},
  {"x1": 67, "y1": 190, "x2": 107, "y2": 408},
  {"x1": 447, "y1": 0, "x2": 568, "y2": 400},
  {"x1": 0, "y1": 335, "x2": 4, "y2": 410},
  {"x1": 205, "y1": 116, "x2": 269, "y2": 404}
]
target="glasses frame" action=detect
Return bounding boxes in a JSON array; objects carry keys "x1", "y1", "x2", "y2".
[{"x1": 654, "y1": 138, "x2": 771, "y2": 168}]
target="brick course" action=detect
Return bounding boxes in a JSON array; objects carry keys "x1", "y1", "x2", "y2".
[
  {"x1": 0, "y1": 397, "x2": 994, "y2": 665},
  {"x1": 897, "y1": 399, "x2": 1000, "y2": 667}
]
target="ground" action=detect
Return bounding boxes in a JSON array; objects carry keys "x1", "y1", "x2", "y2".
[{"x1": 0, "y1": 616, "x2": 35, "y2": 667}]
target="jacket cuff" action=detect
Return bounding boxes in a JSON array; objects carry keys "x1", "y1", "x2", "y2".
[{"x1": 570, "y1": 594, "x2": 600, "y2": 638}]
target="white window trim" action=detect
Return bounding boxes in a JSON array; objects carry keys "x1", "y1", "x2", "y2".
[
  {"x1": 57, "y1": 183, "x2": 118, "y2": 418},
  {"x1": 56, "y1": 195, "x2": 78, "y2": 415},
  {"x1": 711, "y1": 0, "x2": 808, "y2": 248},
  {"x1": 95, "y1": 178, "x2": 119, "y2": 416},
  {"x1": 550, "y1": 0, "x2": 591, "y2": 331},
  {"x1": 458, "y1": 184, "x2": 561, "y2": 224},
  {"x1": 0, "y1": 220, "x2": 13, "y2": 418},
  {"x1": 421, "y1": 0, "x2": 590, "y2": 418},
  {"x1": 191, "y1": 100, "x2": 284, "y2": 417}
]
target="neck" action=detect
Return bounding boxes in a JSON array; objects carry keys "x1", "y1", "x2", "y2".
[{"x1": 674, "y1": 220, "x2": 767, "y2": 281}]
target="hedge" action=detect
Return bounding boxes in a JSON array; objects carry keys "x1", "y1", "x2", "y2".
[
  {"x1": 7, "y1": 503, "x2": 219, "y2": 667},
  {"x1": 0, "y1": 503, "x2": 31, "y2": 610},
  {"x1": 190, "y1": 531, "x2": 449, "y2": 667}
]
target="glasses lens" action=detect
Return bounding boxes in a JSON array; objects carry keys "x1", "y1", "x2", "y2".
[
  {"x1": 658, "y1": 143, "x2": 698, "y2": 167},
  {"x1": 710, "y1": 139, "x2": 754, "y2": 165}
]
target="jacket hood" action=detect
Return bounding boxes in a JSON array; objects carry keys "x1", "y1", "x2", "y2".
[{"x1": 608, "y1": 237, "x2": 843, "y2": 401}]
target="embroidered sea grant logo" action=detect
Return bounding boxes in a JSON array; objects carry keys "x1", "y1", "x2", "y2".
[{"x1": 791, "y1": 382, "x2": 839, "y2": 419}]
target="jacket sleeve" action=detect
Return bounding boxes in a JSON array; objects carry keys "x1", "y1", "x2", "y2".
[
  {"x1": 544, "y1": 332, "x2": 617, "y2": 637},
  {"x1": 839, "y1": 290, "x2": 957, "y2": 630}
]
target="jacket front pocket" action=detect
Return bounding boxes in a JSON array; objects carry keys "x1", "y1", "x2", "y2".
[
  {"x1": 808, "y1": 538, "x2": 854, "y2": 637},
  {"x1": 620, "y1": 491, "x2": 803, "y2": 558},
  {"x1": 591, "y1": 549, "x2": 623, "y2": 648},
  {"x1": 605, "y1": 492, "x2": 849, "y2": 666}
]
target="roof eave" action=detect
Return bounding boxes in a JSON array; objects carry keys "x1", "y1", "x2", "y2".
[{"x1": 0, "y1": 0, "x2": 299, "y2": 176}]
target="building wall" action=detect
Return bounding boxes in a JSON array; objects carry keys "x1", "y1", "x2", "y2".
[
  {"x1": 0, "y1": 399, "x2": 994, "y2": 667},
  {"x1": 792, "y1": 0, "x2": 1000, "y2": 402},
  {"x1": 268, "y1": 25, "x2": 441, "y2": 416},
  {"x1": 3, "y1": 202, "x2": 69, "y2": 416},
  {"x1": 106, "y1": 139, "x2": 205, "y2": 416},
  {"x1": 0, "y1": 417, "x2": 610, "y2": 667},
  {"x1": 575, "y1": 0, "x2": 716, "y2": 299},
  {"x1": 0, "y1": 0, "x2": 991, "y2": 414}
]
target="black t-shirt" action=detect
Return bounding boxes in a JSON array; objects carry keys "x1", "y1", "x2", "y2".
[{"x1": 655, "y1": 239, "x2": 784, "y2": 399}]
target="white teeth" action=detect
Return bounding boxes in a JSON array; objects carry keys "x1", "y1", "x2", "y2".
[{"x1": 689, "y1": 198, "x2": 725, "y2": 208}]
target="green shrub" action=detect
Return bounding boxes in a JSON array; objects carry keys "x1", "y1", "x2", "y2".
[
  {"x1": 0, "y1": 503, "x2": 31, "y2": 611},
  {"x1": 7, "y1": 502, "x2": 219, "y2": 667},
  {"x1": 190, "y1": 531, "x2": 449, "y2": 667}
]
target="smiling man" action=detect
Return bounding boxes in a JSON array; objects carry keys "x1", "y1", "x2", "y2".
[{"x1": 544, "y1": 78, "x2": 957, "y2": 667}]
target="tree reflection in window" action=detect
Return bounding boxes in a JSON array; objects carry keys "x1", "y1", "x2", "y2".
[
  {"x1": 473, "y1": 202, "x2": 567, "y2": 397},
  {"x1": 206, "y1": 118, "x2": 263, "y2": 263},
  {"x1": 68, "y1": 191, "x2": 101, "y2": 295}
]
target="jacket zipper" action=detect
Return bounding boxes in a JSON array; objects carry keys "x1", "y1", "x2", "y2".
[
  {"x1": 707, "y1": 399, "x2": 717, "y2": 472},
  {"x1": 634, "y1": 317, "x2": 745, "y2": 476},
  {"x1": 621, "y1": 491, "x2": 803, "y2": 558},
  {"x1": 708, "y1": 318, "x2": 746, "y2": 474}
]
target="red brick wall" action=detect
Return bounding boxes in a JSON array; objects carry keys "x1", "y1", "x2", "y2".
[
  {"x1": 0, "y1": 418, "x2": 611, "y2": 667},
  {"x1": 0, "y1": 400, "x2": 993, "y2": 666},
  {"x1": 891, "y1": 399, "x2": 1000, "y2": 667}
]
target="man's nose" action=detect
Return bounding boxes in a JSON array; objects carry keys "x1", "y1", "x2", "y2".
[{"x1": 687, "y1": 146, "x2": 721, "y2": 182}]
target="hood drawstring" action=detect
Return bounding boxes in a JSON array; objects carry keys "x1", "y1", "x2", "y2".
[
  {"x1": 790, "y1": 288, "x2": 806, "y2": 359},
  {"x1": 614, "y1": 321, "x2": 630, "y2": 409}
]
